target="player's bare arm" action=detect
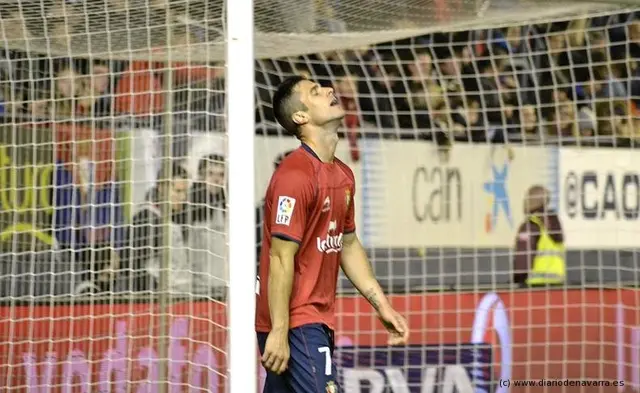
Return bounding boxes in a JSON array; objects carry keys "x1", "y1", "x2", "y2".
[
  {"x1": 262, "y1": 237, "x2": 298, "y2": 375},
  {"x1": 341, "y1": 232, "x2": 410, "y2": 345}
]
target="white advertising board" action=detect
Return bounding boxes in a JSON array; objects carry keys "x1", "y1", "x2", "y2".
[
  {"x1": 558, "y1": 148, "x2": 640, "y2": 249},
  {"x1": 366, "y1": 141, "x2": 551, "y2": 248}
]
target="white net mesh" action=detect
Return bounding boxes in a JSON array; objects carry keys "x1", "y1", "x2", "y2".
[
  {"x1": 0, "y1": 1, "x2": 638, "y2": 393},
  {"x1": 0, "y1": 0, "x2": 230, "y2": 390},
  {"x1": 254, "y1": 10, "x2": 640, "y2": 393},
  {"x1": 0, "y1": 0, "x2": 638, "y2": 60}
]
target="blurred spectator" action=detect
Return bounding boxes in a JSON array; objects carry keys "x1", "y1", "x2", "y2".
[
  {"x1": 187, "y1": 154, "x2": 227, "y2": 296},
  {"x1": 122, "y1": 163, "x2": 190, "y2": 293},
  {"x1": 499, "y1": 65, "x2": 525, "y2": 110},
  {"x1": 114, "y1": 60, "x2": 222, "y2": 117},
  {"x1": 630, "y1": 19, "x2": 640, "y2": 46},
  {"x1": 357, "y1": 51, "x2": 406, "y2": 129},
  {"x1": 536, "y1": 22, "x2": 573, "y2": 102},
  {"x1": 513, "y1": 185, "x2": 566, "y2": 287},
  {"x1": 516, "y1": 104, "x2": 542, "y2": 140},
  {"x1": 547, "y1": 100, "x2": 579, "y2": 140},
  {"x1": 332, "y1": 67, "x2": 361, "y2": 161},
  {"x1": 52, "y1": 125, "x2": 125, "y2": 252},
  {"x1": 573, "y1": 51, "x2": 609, "y2": 105},
  {"x1": 628, "y1": 21, "x2": 639, "y2": 106},
  {"x1": 577, "y1": 106, "x2": 598, "y2": 142},
  {"x1": 393, "y1": 45, "x2": 451, "y2": 146},
  {"x1": 504, "y1": 26, "x2": 528, "y2": 53},
  {"x1": 114, "y1": 60, "x2": 165, "y2": 116},
  {"x1": 432, "y1": 33, "x2": 472, "y2": 83},
  {"x1": 596, "y1": 100, "x2": 638, "y2": 142},
  {"x1": 55, "y1": 63, "x2": 111, "y2": 117},
  {"x1": 333, "y1": 69, "x2": 359, "y2": 116},
  {"x1": 402, "y1": 48, "x2": 437, "y2": 130},
  {"x1": 19, "y1": 61, "x2": 112, "y2": 120},
  {"x1": 464, "y1": 58, "x2": 506, "y2": 130}
]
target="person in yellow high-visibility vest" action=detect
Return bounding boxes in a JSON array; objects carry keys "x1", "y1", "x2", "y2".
[{"x1": 513, "y1": 185, "x2": 566, "y2": 287}]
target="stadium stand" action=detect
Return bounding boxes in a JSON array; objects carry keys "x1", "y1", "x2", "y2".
[{"x1": 0, "y1": 12, "x2": 638, "y2": 299}]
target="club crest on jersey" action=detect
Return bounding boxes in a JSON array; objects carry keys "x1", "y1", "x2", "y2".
[
  {"x1": 275, "y1": 196, "x2": 296, "y2": 226},
  {"x1": 325, "y1": 381, "x2": 338, "y2": 393},
  {"x1": 345, "y1": 189, "x2": 351, "y2": 209}
]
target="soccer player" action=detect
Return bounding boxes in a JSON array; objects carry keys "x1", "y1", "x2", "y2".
[{"x1": 256, "y1": 76, "x2": 410, "y2": 393}]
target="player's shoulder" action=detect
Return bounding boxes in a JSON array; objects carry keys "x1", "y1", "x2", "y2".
[
  {"x1": 271, "y1": 147, "x2": 317, "y2": 182},
  {"x1": 333, "y1": 157, "x2": 355, "y2": 183}
]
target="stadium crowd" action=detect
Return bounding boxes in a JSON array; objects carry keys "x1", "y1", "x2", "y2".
[
  {"x1": 0, "y1": 11, "x2": 637, "y2": 297},
  {"x1": 256, "y1": 12, "x2": 639, "y2": 150},
  {"x1": 0, "y1": 11, "x2": 636, "y2": 146}
]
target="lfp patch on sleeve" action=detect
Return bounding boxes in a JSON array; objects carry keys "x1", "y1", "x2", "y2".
[{"x1": 275, "y1": 196, "x2": 296, "y2": 226}]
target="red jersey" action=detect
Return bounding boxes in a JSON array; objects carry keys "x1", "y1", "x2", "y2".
[{"x1": 255, "y1": 144, "x2": 356, "y2": 332}]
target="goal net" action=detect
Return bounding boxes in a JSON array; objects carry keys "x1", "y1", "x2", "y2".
[
  {"x1": 255, "y1": 7, "x2": 640, "y2": 393},
  {"x1": 0, "y1": 0, "x2": 637, "y2": 393}
]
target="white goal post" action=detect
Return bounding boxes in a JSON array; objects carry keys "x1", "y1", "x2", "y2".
[{"x1": 227, "y1": 1, "x2": 257, "y2": 393}]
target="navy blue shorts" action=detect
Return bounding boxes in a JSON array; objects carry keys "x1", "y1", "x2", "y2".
[{"x1": 257, "y1": 323, "x2": 340, "y2": 393}]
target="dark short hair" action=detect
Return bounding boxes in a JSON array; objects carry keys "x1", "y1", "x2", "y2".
[
  {"x1": 148, "y1": 162, "x2": 189, "y2": 202},
  {"x1": 272, "y1": 75, "x2": 307, "y2": 138},
  {"x1": 157, "y1": 162, "x2": 189, "y2": 183}
]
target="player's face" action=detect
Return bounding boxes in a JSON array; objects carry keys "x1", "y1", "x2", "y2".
[
  {"x1": 170, "y1": 178, "x2": 189, "y2": 211},
  {"x1": 296, "y1": 79, "x2": 345, "y2": 127}
]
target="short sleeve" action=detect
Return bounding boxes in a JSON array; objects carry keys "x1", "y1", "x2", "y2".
[
  {"x1": 344, "y1": 185, "x2": 356, "y2": 234},
  {"x1": 269, "y1": 170, "x2": 315, "y2": 243}
]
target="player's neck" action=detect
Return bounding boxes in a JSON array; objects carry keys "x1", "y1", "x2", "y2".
[{"x1": 302, "y1": 132, "x2": 338, "y2": 163}]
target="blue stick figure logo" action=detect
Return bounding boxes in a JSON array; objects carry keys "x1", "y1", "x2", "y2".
[{"x1": 483, "y1": 160, "x2": 513, "y2": 233}]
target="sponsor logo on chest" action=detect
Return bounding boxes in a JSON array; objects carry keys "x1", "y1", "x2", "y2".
[{"x1": 317, "y1": 220, "x2": 343, "y2": 254}]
